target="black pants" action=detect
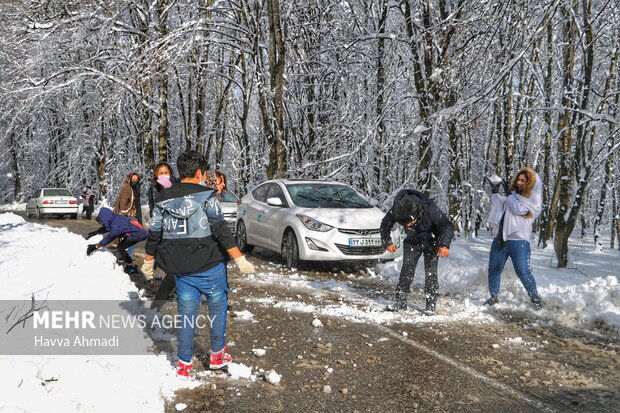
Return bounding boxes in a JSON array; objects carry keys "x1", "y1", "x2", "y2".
[
  {"x1": 151, "y1": 273, "x2": 176, "y2": 311},
  {"x1": 86, "y1": 197, "x2": 94, "y2": 219},
  {"x1": 396, "y1": 243, "x2": 439, "y2": 307},
  {"x1": 117, "y1": 236, "x2": 142, "y2": 264}
]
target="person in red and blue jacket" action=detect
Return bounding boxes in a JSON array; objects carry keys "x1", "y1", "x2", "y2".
[{"x1": 85, "y1": 207, "x2": 147, "y2": 264}]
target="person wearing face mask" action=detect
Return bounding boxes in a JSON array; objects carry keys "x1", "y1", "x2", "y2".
[
  {"x1": 114, "y1": 171, "x2": 143, "y2": 225},
  {"x1": 148, "y1": 162, "x2": 175, "y2": 218},
  {"x1": 485, "y1": 167, "x2": 543, "y2": 310}
]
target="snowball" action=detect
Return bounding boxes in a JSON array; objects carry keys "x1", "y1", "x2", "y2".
[
  {"x1": 252, "y1": 348, "x2": 266, "y2": 357},
  {"x1": 265, "y1": 369, "x2": 281, "y2": 384},
  {"x1": 228, "y1": 363, "x2": 252, "y2": 380}
]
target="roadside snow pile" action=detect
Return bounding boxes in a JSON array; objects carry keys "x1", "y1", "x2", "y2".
[
  {"x1": 0, "y1": 202, "x2": 26, "y2": 213},
  {"x1": 376, "y1": 235, "x2": 620, "y2": 336},
  {"x1": 0, "y1": 212, "x2": 201, "y2": 412}
]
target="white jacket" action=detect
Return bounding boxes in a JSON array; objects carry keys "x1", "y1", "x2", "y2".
[{"x1": 487, "y1": 173, "x2": 543, "y2": 242}]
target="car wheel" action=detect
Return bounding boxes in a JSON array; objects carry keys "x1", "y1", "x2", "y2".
[
  {"x1": 36, "y1": 207, "x2": 44, "y2": 219},
  {"x1": 71, "y1": 213, "x2": 78, "y2": 219},
  {"x1": 236, "y1": 220, "x2": 254, "y2": 253},
  {"x1": 282, "y1": 229, "x2": 300, "y2": 269}
]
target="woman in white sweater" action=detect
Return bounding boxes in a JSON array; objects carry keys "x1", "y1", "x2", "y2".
[{"x1": 485, "y1": 167, "x2": 543, "y2": 310}]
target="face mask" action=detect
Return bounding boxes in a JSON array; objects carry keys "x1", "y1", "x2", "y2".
[
  {"x1": 157, "y1": 175, "x2": 172, "y2": 189},
  {"x1": 130, "y1": 181, "x2": 137, "y2": 187}
]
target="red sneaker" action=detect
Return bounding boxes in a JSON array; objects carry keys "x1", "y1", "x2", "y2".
[
  {"x1": 209, "y1": 345, "x2": 232, "y2": 370},
  {"x1": 176, "y1": 359, "x2": 192, "y2": 379}
]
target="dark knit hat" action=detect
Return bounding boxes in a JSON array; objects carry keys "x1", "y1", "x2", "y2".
[{"x1": 393, "y1": 199, "x2": 422, "y2": 226}]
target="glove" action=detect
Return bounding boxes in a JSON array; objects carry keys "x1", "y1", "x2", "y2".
[
  {"x1": 141, "y1": 260, "x2": 155, "y2": 280},
  {"x1": 386, "y1": 244, "x2": 397, "y2": 253},
  {"x1": 141, "y1": 259, "x2": 155, "y2": 280},
  {"x1": 85, "y1": 230, "x2": 99, "y2": 240},
  {"x1": 86, "y1": 244, "x2": 98, "y2": 256},
  {"x1": 234, "y1": 255, "x2": 255, "y2": 274},
  {"x1": 437, "y1": 246, "x2": 450, "y2": 257}
]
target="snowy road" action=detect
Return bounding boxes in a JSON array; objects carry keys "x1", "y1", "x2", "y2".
[{"x1": 15, "y1": 212, "x2": 620, "y2": 412}]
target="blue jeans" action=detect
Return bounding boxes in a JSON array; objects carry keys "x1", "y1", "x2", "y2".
[
  {"x1": 488, "y1": 239, "x2": 539, "y2": 298},
  {"x1": 176, "y1": 263, "x2": 229, "y2": 363}
]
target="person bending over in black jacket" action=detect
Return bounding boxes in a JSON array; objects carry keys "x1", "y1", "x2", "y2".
[{"x1": 380, "y1": 189, "x2": 454, "y2": 315}]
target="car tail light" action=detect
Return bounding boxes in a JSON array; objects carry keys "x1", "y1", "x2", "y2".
[
  {"x1": 69, "y1": 200, "x2": 78, "y2": 204},
  {"x1": 42, "y1": 200, "x2": 54, "y2": 205}
]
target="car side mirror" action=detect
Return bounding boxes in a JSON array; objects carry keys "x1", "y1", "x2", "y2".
[
  {"x1": 368, "y1": 198, "x2": 380, "y2": 207},
  {"x1": 266, "y1": 197, "x2": 283, "y2": 207}
]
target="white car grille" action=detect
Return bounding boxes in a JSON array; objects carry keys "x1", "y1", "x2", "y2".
[{"x1": 338, "y1": 228, "x2": 380, "y2": 235}]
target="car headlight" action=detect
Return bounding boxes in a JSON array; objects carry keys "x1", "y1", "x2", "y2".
[{"x1": 297, "y1": 215, "x2": 333, "y2": 232}]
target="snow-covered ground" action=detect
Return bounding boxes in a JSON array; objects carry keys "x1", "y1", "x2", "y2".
[
  {"x1": 0, "y1": 210, "x2": 618, "y2": 412},
  {"x1": 0, "y1": 212, "x2": 204, "y2": 412}
]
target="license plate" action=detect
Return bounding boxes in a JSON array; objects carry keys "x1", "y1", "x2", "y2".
[
  {"x1": 56, "y1": 200, "x2": 68, "y2": 204},
  {"x1": 348, "y1": 238, "x2": 381, "y2": 247}
]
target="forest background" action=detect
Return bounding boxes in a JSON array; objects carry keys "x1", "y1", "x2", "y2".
[{"x1": 1, "y1": 0, "x2": 619, "y2": 266}]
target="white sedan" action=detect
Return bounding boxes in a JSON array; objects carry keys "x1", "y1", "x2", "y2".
[
  {"x1": 219, "y1": 189, "x2": 239, "y2": 235},
  {"x1": 236, "y1": 179, "x2": 401, "y2": 268},
  {"x1": 25, "y1": 188, "x2": 80, "y2": 219}
]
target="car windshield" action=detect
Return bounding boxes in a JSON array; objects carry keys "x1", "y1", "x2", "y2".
[
  {"x1": 219, "y1": 190, "x2": 238, "y2": 203},
  {"x1": 286, "y1": 184, "x2": 372, "y2": 208},
  {"x1": 43, "y1": 189, "x2": 72, "y2": 197}
]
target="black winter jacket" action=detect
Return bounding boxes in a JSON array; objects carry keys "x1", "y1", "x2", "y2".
[
  {"x1": 145, "y1": 182, "x2": 236, "y2": 274},
  {"x1": 380, "y1": 189, "x2": 454, "y2": 249}
]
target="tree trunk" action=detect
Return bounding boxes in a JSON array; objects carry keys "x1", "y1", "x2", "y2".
[
  {"x1": 402, "y1": 0, "x2": 433, "y2": 190},
  {"x1": 265, "y1": 0, "x2": 287, "y2": 179},
  {"x1": 157, "y1": 75, "x2": 170, "y2": 164},
  {"x1": 552, "y1": 3, "x2": 577, "y2": 267},
  {"x1": 97, "y1": 121, "x2": 108, "y2": 197},
  {"x1": 538, "y1": 20, "x2": 555, "y2": 248},
  {"x1": 503, "y1": 77, "x2": 515, "y2": 176},
  {"x1": 194, "y1": 0, "x2": 214, "y2": 155},
  {"x1": 8, "y1": 132, "x2": 22, "y2": 202},
  {"x1": 612, "y1": 182, "x2": 619, "y2": 250},
  {"x1": 374, "y1": 0, "x2": 389, "y2": 190},
  {"x1": 592, "y1": 40, "x2": 619, "y2": 246}
]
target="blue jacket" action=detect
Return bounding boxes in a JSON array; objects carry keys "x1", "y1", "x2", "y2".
[
  {"x1": 380, "y1": 189, "x2": 454, "y2": 249},
  {"x1": 96, "y1": 207, "x2": 147, "y2": 247}
]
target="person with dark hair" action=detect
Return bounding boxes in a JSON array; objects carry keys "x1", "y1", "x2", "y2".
[
  {"x1": 145, "y1": 162, "x2": 176, "y2": 306},
  {"x1": 214, "y1": 171, "x2": 227, "y2": 195},
  {"x1": 380, "y1": 189, "x2": 454, "y2": 314},
  {"x1": 141, "y1": 150, "x2": 255, "y2": 379},
  {"x1": 485, "y1": 167, "x2": 543, "y2": 310},
  {"x1": 81, "y1": 186, "x2": 96, "y2": 220},
  {"x1": 114, "y1": 172, "x2": 142, "y2": 224},
  {"x1": 85, "y1": 207, "x2": 147, "y2": 273},
  {"x1": 148, "y1": 162, "x2": 174, "y2": 218}
]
